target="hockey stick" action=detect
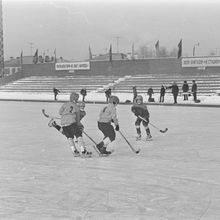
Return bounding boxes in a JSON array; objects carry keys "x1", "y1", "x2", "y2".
[
  {"x1": 138, "y1": 116, "x2": 168, "y2": 133},
  {"x1": 82, "y1": 131, "x2": 102, "y2": 156},
  {"x1": 42, "y1": 109, "x2": 61, "y2": 120},
  {"x1": 42, "y1": 109, "x2": 103, "y2": 156},
  {"x1": 118, "y1": 130, "x2": 140, "y2": 154}
]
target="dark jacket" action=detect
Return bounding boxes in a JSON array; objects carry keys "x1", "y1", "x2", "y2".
[
  {"x1": 160, "y1": 86, "x2": 166, "y2": 95},
  {"x1": 147, "y1": 88, "x2": 154, "y2": 95},
  {"x1": 53, "y1": 88, "x2": 60, "y2": 94},
  {"x1": 80, "y1": 89, "x2": 87, "y2": 96},
  {"x1": 105, "y1": 88, "x2": 111, "y2": 97},
  {"x1": 192, "y1": 83, "x2": 197, "y2": 93},
  {"x1": 182, "y1": 83, "x2": 189, "y2": 92},
  {"x1": 167, "y1": 84, "x2": 179, "y2": 94}
]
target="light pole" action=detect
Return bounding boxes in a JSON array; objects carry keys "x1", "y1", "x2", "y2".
[
  {"x1": 114, "y1": 36, "x2": 120, "y2": 53},
  {"x1": 193, "y1": 43, "x2": 199, "y2": 56},
  {"x1": 28, "y1": 42, "x2": 34, "y2": 56}
]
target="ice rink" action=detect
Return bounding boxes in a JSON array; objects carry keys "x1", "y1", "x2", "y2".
[{"x1": 0, "y1": 101, "x2": 220, "y2": 220}]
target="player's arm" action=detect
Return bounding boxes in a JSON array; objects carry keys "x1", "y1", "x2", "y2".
[
  {"x1": 59, "y1": 104, "x2": 66, "y2": 115},
  {"x1": 111, "y1": 108, "x2": 119, "y2": 130},
  {"x1": 131, "y1": 105, "x2": 139, "y2": 116}
]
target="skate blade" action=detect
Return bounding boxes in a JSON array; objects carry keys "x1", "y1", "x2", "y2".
[
  {"x1": 99, "y1": 149, "x2": 114, "y2": 157},
  {"x1": 146, "y1": 139, "x2": 153, "y2": 141}
]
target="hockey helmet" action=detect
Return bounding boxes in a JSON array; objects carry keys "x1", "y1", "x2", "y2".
[
  {"x1": 69, "y1": 92, "x2": 79, "y2": 102},
  {"x1": 109, "y1": 96, "x2": 119, "y2": 104},
  {"x1": 78, "y1": 101, "x2": 85, "y2": 110},
  {"x1": 135, "y1": 95, "x2": 143, "y2": 103}
]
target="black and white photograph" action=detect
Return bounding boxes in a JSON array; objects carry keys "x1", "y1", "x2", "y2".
[{"x1": 1, "y1": 0, "x2": 220, "y2": 219}]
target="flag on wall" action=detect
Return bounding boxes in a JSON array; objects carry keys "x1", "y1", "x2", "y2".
[
  {"x1": 132, "y1": 42, "x2": 135, "y2": 60},
  {"x1": 33, "y1": 49, "x2": 38, "y2": 64},
  {"x1": 54, "y1": 48, "x2": 57, "y2": 63},
  {"x1": 177, "y1": 39, "x2": 182, "y2": 59},
  {"x1": 20, "y1": 51, "x2": 23, "y2": 66},
  {"x1": 155, "y1": 40, "x2": 159, "y2": 57},
  {"x1": 89, "y1": 45, "x2": 92, "y2": 60},
  {"x1": 109, "y1": 44, "x2": 112, "y2": 62}
]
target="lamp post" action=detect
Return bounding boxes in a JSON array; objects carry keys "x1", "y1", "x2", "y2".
[
  {"x1": 193, "y1": 43, "x2": 199, "y2": 56},
  {"x1": 28, "y1": 42, "x2": 34, "y2": 56},
  {"x1": 114, "y1": 36, "x2": 120, "y2": 53}
]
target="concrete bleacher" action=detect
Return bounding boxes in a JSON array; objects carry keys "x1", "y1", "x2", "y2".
[
  {"x1": 1, "y1": 73, "x2": 220, "y2": 96},
  {"x1": 0, "y1": 75, "x2": 119, "y2": 93},
  {"x1": 113, "y1": 73, "x2": 220, "y2": 95}
]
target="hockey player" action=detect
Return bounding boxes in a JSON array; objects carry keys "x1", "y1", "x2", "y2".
[
  {"x1": 131, "y1": 95, "x2": 152, "y2": 141},
  {"x1": 48, "y1": 101, "x2": 86, "y2": 136},
  {"x1": 54, "y1": 92, "x2": 91, "y2": 157},
  {"x1": 96, "y1": 96, "x2": 120, "y2": 155}
]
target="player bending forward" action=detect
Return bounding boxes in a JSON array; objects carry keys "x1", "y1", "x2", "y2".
[
  {"x1": 96, "y1": 96, "x2": 120, "y2": 155},
  {"x1": 131, "y1": 95, "x2": 152, "y2": 141},
  {"x1": 48, "y1": 101, "x2": 86, "y2": 147},
  {"x1": 54, "y1": 92, "x2": 91, "y2": 157}
]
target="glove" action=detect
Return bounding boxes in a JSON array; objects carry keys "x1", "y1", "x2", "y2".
[
  {"x1": 132, "y1": 109, "x2": 138, "y2": 117},
  {"x1": 145, "y1": 117, "x2": 149, "y2": 123},
  {"x1": 78, "y1": 123, "x2": 84, "y2": 132},
  {"x1": 115, "y1": 125, "x2": 119, "y2": 131}
]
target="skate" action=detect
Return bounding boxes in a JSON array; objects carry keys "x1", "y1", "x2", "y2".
[
  {"x1": 136, "y1": 134, "x2": 141, "y2": 141},
  {"x1": 96, "y1": 143, "x2": 113, "y2": 156},
  {"x1": 81, "y1": 149, "x2": 92, "y2": 158},
  {"x1": 48, "y1": 118, "x2": 57, "y2": 127},
  {"x1": 146, "y1": 134, "x2": 153, "y2": 141},
  {"x1": 96, "y1": 142, "x2": 105, "y2": 154},
  {"x1": 72, "y1": 149, "x2": 80, "y2": 157},
  {"x1": 101, "y1": 147, "x2": 112, "y2": 155}
]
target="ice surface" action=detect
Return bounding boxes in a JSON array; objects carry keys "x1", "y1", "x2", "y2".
[
  {"x1": 0, "y1": 101, "x2": 220, "y2": 219},
  {"x1": 1, "y1": 91, "x2": 220, "y2": 106}
]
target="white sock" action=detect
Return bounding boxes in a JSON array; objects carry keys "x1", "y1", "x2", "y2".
[
  {"x1": 68, "y1": 138, "x2": 77, "y2": 152},
  {"x1": 103, "y1": 137, "x2": 111, "y2": 147},
  {"x1": 77, "y1": 137, "x2": 86, "y2": 152}
]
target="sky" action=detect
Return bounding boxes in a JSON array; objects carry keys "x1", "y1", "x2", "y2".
[{"x1": 2, "y1": 0, "x2": 220, "y2": 60}]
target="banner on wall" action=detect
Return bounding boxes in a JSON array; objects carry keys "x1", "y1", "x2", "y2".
[
  {"x1": 182, "y1": 57, "x2": 220, "y2": 67},
  {"x1": 55, "y1": 62, "x2": 90, "y2": 70}
]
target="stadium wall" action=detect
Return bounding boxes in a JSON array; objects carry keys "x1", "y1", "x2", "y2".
[
  {"x1": 22, "y1": 58, "x2": 181, "y2": 77},
  {"x1": 21, "y1": 58, "x2": 220, "y2": 77}
]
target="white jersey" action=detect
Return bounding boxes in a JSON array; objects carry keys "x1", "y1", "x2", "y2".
[
  {"x1": 59, "y1": 102, "x2": 80, "y2": 127},
  {"x1": 98, "y1": 103, "x2": 119, "y2": 126}
]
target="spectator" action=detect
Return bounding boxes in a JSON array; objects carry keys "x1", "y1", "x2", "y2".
[
  {"x1": 105, "y1": 88, "x2": 111, "y2": 102},
  {"x1": 80, "y1": 88, "x2": 87, "y2": 102},
  {"x1": 159, "y1": 85, "x2": 166, "y2": 103},
  {"x1": 192, "y1": 80, "x2": 197, "y2": 102},
  {"x1": 182, "y1": 81, "x2": 189, "y2": 101},
  {"x1": 167, "y1": 82, "x2": 179, "y2": 104},
  {"x1": 132, "y1": 86, "x2": 137, "y2": 102},
  {"x1": 53, "y1": 87, "x2": 60, "y2": 101},
  {"x1": 147, "y1": 87, "x2": 154, "y2": 102}
]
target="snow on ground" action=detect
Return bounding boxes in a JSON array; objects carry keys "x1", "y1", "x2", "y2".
[
  {"x1": 0, "y1": 90, "x2": 220, "y2": 106},
  {"x1": 0, "y1": 101, "x2": 220, "y2": 219}
]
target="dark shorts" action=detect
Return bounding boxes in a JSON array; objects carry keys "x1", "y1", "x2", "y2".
[
  {"x1": 98, "y1": 122, "x2": 116, "y2": 142},
  {"x1": 62, "y1": 123, "x2": 82, "y2": 139},
  {"x1": 135, "y1": 118, "x2": 148, "y2": 127}
]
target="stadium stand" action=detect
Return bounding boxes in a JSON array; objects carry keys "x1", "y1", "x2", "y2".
[
  {"x1": 113, "y1": 73, "x2": 220, "y2": 95},
  {"x1": 0, "y1": 73, "x2": 220, "y2": 95},
  {"x1": 0, "y1": 75, "x2": 120, "y2": 93}
]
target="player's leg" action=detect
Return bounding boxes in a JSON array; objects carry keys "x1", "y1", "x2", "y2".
[
  {"x1": 96, "y1": 122, "x2": 115, "y2": 154},
  {"x1": 74, "y1": 123, "x2": 92, "y2": 156},
  {"x1": 143, "y1": 121, "x2": 152, "y2": 141},
  {"x1": 62, "y1": 124, "x2": 80, "y2": 156},
  {"x1": 48, "y1": 118, "x2": 64, "y2": 134},
  {"x1": 135, "y1": 118, "x2": 142, "y2": 140}
]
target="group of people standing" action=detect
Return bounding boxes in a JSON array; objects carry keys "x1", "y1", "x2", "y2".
[
  {"x1": 133, "y1": 80, "x2": 198, "y2": 104},
  {"x1": 165, "y1": 80, "x2": 198, "y2": 104}
]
